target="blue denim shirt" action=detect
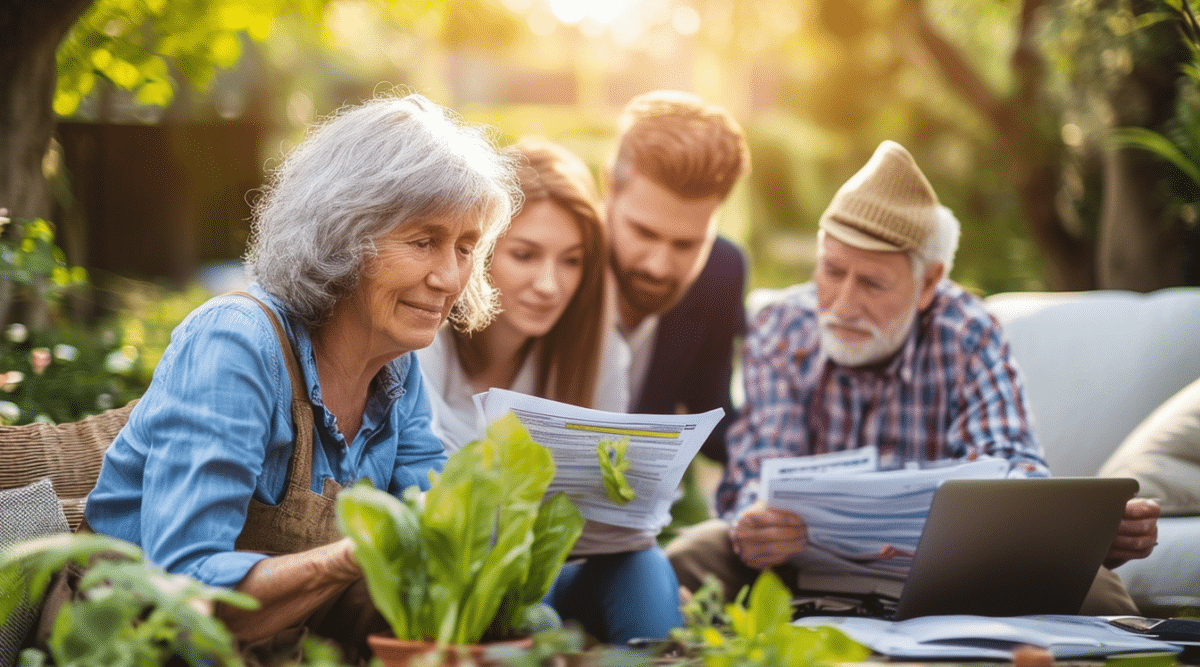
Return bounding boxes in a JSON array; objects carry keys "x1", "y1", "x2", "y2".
[{"x1": 86, "y1": 284, "x2": 446, "y2": 587}]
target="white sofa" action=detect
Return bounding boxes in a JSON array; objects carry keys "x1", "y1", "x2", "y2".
[{"x1": 984, "y1": 287, "x2": 1200, "y2": 615}]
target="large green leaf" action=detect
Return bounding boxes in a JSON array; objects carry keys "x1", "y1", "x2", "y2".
[
  {"x1": 336, "y1": 482, "x2": 426, "y2": 640},
  {"x1": 1108, "y1": 126, "x2": 1200, "y2": 185},
  {"x1": 422, "y1": 447, "x2": 504, "y2": 644},
  {"x1": 515, "y1": 492, "x2": 583, "y2": 619},
  {"x1": 486, "y1": 413, "x2": 556, "y2": 505},
  {"x1": 745, "y1": 569, "x2": 793, "y2": 636}
]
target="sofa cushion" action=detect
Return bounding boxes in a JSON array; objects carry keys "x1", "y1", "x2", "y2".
[
  {"x1": 984, "y1": 288, "x2": 1200, "y2": 477},
  {"x1": 1099, "y1": 376, "x2": 1200, "y2": 515},
  {"x1": 0, "y1": 478, "x2": 70, "y2": 667}
]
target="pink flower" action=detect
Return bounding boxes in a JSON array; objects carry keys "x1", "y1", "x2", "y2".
[{"x1": 31, "y1": 348, "x2": 51, "y2": 375}]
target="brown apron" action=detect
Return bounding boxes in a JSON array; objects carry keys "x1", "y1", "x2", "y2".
[
  {"x1": 232, "y1": 291, "x2": 344, "y2": 554},
  {"x1": 228, "y1": 292, "x2": 385, "y2": 666}
]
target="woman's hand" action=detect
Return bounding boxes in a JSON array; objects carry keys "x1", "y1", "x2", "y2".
[
  {"x1": 730, "y1": 502, "x2": 808, "y2": 571},
  {"x1": 216, "y1": 537, "x2": 363, "y2": 643}
]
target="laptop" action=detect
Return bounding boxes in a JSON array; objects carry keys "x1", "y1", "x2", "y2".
[{"x1": 890, "y1": 477, "x2": 1138, "y2": 620}]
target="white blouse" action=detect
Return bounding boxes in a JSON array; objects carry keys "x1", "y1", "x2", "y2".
[{"x1": 415, "y1": 325, "x2": 631, "y2": 453}]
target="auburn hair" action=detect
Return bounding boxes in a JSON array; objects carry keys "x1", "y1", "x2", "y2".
[{"x1": 610, "y1": 90, "x2": 750, "y2": 200}]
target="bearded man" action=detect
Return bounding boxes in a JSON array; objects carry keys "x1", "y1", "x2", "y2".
[
  {"x1": 603, "y1": 90, "x2": 750, "y2": 466},
  {"x1": 665, "y1": 140, "x2": 1160, "y2": 615}
]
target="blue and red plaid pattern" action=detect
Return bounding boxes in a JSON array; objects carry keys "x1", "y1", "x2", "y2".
[{"x1": 717, "y1": 281, "x2": 1048, "y2": 519}]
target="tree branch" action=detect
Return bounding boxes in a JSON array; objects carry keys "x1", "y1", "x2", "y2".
[
  {"x1": 1012, "y1": 0, "x2": 1048, "y2": 114},
  {"x1": 898, "y1": 0, "x2": 1018, "y2": 137}
]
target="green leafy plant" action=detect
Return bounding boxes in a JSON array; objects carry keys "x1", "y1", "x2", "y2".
[
  {"x1": 0, "y1": 532, "x2": 258, "y2": 667},
  {"x1": 672, "y1": 570, "x2": 871, "y2": 667},
  {"x1": 336, "y1": 412, "x2": 584, "y2": 648},
  {"x1": 0, "y1": 215, "x2": 138, "y2": 425},
  {"x1": 0, "y1": 216, "x2": 146, "y2": 425},
  {"x1": 597, "y1": 437, "x2": 635, "y2": 505},
  {"x1": 0, "y1": 216, "x2": 212, "y2": 425}
]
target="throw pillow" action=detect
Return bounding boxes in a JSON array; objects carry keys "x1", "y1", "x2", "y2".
[
  {"x1": 0, "y1": 478, "x2": 69, "y2": 667},
  {"x1": 1099, "y1": 376, "x2": 1200, "y2": 515}
]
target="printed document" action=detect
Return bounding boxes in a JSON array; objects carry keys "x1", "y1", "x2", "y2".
[
  {"x1": 794, "y1": 614, "x2": 1181, "y2": 660},
  {"x1": 762, "y1": 454, "x2": 1011, "y2": 579},
  {"x1": 474, "y1": 388, "x2": 723, "y2": 531}
]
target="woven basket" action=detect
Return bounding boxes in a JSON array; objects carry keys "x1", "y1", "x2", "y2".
[{"x1": 0, "y1": 400, "x2": 136, "y2": 531}]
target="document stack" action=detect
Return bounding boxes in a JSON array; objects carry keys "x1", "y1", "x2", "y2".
[{"x1": 762, "y1": 450, "x2": 1011, "y2": 581}]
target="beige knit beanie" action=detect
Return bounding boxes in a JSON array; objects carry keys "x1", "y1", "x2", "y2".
[{"x1": 818, "y1": 140, "x2": 938, "y2": 253}]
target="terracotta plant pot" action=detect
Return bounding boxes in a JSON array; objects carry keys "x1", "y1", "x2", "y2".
[{"x1": 367, "y1": 634, "x2": 534, "y2": 667}]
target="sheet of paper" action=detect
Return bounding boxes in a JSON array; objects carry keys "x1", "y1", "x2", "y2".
[
  {"x1": 763, "y1": 456, "x2": 1011, "y2": 580},
  {"x1": 794, "y1": 614, "x2": 1181, "y2": 660},
  {"x1": 761, "y1": 447, "x2": 878, "y2": 479},
  {"x1": 474, "y1": 388, "x2": 723, "y2": 531}
]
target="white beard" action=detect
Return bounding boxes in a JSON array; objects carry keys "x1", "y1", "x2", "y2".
[{"x1": 818, "y1": 303, "x2": 918, "y2": 367}]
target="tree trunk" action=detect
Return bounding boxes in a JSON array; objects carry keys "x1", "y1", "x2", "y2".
[
  {"x1": 1096, "y1": 147, "x2": 1185, "y2": 290},
  {"x1": 902, "y1": 0, "x2": 1097, "y2": 291},
  {"x1": 0, "y1": 0, "x2": 93, "y2": 220},
  {"x1": 1009, "y1": 150, "x2": 1097, "y2": 291}
]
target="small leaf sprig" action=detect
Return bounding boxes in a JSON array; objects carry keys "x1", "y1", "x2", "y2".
[{"x1": 597, "y1": 437, "x2": 636, "y2": 505}]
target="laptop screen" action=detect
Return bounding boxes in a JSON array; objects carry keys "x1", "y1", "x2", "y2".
[{"x1": 892, "y1": 477, "x2": 1138, "y2": 620}]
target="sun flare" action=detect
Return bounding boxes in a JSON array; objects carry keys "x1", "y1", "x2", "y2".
[{"x1": 547, "y1": 0, "x2": 631, "y2": 25}]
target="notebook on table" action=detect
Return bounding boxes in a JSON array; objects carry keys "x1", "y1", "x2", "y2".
[{"x1": 890, "y1": 476, "x2": 1138, "y2": 620}]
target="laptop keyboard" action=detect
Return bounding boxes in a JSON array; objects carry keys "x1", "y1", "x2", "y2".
[{"x1": 791, "y1": 589, "x2": 900, "y2": 619}]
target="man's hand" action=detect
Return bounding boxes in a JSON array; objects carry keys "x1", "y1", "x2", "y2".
[
  {"x1": 1104, "y1": 497, "x2": 1160, "y2": 570},
  {"x1": 730, "y1": 503, "x2": 808, "y2": 570}
]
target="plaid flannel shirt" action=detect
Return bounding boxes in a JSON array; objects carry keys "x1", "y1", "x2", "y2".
[{"x1": 717, "y1": 280, "x2": 1048, "y2": 520}]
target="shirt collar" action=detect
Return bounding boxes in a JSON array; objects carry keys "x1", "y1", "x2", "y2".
[{"x1": 247, "y1": 284, "x2": 408, "y2": 407}]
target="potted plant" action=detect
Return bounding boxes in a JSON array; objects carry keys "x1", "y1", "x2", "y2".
[
  {"x1": 336, "y1": 413, "x2": 585, "y2": 667},
  {"x1": 0, "y1": 532, "x2": 260, "y2": 667}
]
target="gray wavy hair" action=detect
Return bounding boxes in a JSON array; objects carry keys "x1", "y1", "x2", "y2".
[
  {"x1": 911, "y1": 204, "x2": 961, "y2": 280},
  {"x1": 246, "y1": 92, "x2": 520, "y2": 331}
]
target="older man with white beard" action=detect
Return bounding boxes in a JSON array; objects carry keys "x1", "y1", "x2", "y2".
[{"x1": 665, "y1": 140, "x2": 1159, "y2": 615}]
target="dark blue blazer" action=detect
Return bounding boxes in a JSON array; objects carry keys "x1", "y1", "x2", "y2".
[{"x1": 631, "y1": 235, "x2": 747, "y2": 465}]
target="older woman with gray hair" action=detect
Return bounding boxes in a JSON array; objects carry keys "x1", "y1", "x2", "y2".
[{"x1": 85, "y1": 93, "x2": 519, "y2": 661}]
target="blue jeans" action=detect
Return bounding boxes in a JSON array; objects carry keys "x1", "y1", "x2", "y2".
[{"x1": 546, "y1": 547, "x2": 684, "y2": 645}]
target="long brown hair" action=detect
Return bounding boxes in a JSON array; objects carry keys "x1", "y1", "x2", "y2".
[{"x1": 460, "y1": 137, "x2": 608, "y2": 407}]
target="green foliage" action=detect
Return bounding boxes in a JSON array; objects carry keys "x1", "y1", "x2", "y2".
[
  {"x1": 597, "y1": 437, "x2": 635, "y2": 505},
  {"x1": 0, "y1": 217, "x2": 146, "y2": 424},
  {"x1": 1108, "y1": 0, "x2": 1200, "y2": 220},
  {"x1": 56, "y1": 0, "x2": 291, "y2": 115},
  {"x1": 0, "y1": 217, "x2": 87, "y2": 312},
  {"x1": 672, "y1": 571, "x2": 871, "y2": 667},
  {"x1": 52, "y1": 0, "x2": 460, "y2": 119},
  {"x1": 336, "y1": 413, "x2": 584, "y2": 647},
  {"x1": 0, "y1": 218, "x2": 212, "y2": 425},
  {"x1": 0, "y1": 533, "x2": 257, "y2": 667},
  {"x1": 0, "y1": 320, "x2": 144, "y2": 425}
]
